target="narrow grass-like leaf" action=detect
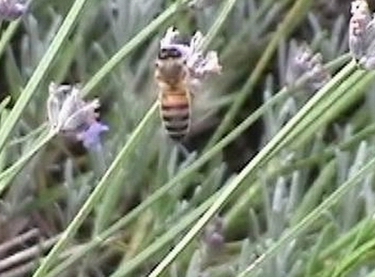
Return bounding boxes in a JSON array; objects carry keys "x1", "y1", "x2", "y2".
[
  {"x1": 0, "y1": 96, "x2": 10, "y2": 114},
  {"x1": 32, "y1": 102, "x2": 158, "y2": 277},
  {"x1": 0, "y1": 127, "x2": 55, "y2": 194},
  {"x1": 145, "y1": 61, "x2": 357, "y2": 277},
  {"x1": 200, "y1": 0, "x2": 238, "y2": 50},
  {"x1": 281, "y1": 71, "x2": 368, "y2": 155},
  {"x1": 109, "y1": 190, "x2": 221, "y2": 277},
  {"x1": 292, "y1": 160, "x2": 337, "y2": 223},
  {"x1": 83, "y1": 0, "x2": 189, "y2": 95},
  {"x1": 205, "y1": 0, "x2": 314, "y2": 149},
  {"x1": 0, "y1": 20, "x2": 21, "y2": 58},
  {"x1": 0, "y1": 0, "x2": 90, "y2": 153},
  {"x1": 238, "y1": 156, "x2": 375, "y2": 276},
  {"x1": 237, "y1": 73, "x2": 375, "y2": 277},
  {"x1": 47, "y1": 55, "x2": 347, "y2": 274}
]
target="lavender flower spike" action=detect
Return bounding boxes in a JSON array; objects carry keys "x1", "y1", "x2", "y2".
[
  {"x1": 47, "y1": 82, "x2": 99, "y2": 132},
  {"x1": 349, "y1": 0, "x2": 372, "y2": 60},
  {"x1": 285, "y1": 42, "x2": 331, "y2": 93},
  {"x1": 348, "y1": 0, "x2": 375, "y2": 69},
  {"x1": 0, "y1": 0, "x2": 28, "y2": 21},
  {"x1": 47, "y1": 82, "x2": 108, "y2": 150},
  {"x1": 160, "y1": 27, "x2": 222, "y2": 81}
]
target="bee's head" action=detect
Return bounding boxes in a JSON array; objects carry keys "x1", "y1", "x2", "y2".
[
  {"x1": 156, "y1": 46, "x2": 187, "y2": 81},
  {"x1": 158, "y1": 46, "x2": 183, "y2": 60}
]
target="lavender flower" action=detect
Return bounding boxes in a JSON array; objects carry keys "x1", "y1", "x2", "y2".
[
  {"x1": 202, "y1": 216, "x2": 225, "y2": 254},
  {"x1": 0, "y1": 0, "x2": 27, "y2": 21},
  {"x1": 160, "y1": 27, "x2": 221, "y2": 93},
  {"x1": 349, "y1": 0, "x2": 375, "y2": 69},
  {"x1": 76, "y1": 121, "x2": 109, "y2": 151},
  {"x1": 285, "y1": 42, "x2": 331, "y2": 93},
  {"x1": 47, "y1": 82, "x2": 108, "y2": 150}
]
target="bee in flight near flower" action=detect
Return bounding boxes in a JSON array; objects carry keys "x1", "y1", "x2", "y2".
[
  {"x1": 155, "y1": 27, "x2": 221, "y2": 141},
  {"x1": 155, "y1": 45, "x2": 192, "y2": 140}
]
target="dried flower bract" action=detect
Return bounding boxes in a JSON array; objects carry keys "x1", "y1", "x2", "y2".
[
  {"x1": 47, "y1": 82, "x2": 108, "y2": 150},
  {"x1": 160, "y1": 27, "x2": 221, "y2": 81},
  {"x1": 286, "y1": 42, "x2": 331, "y2": 93},
  {"x1": 0, "y1": 0, "x2": 27, "y2": 20}
]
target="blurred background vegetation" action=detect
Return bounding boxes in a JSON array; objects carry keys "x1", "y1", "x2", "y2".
[{"x1": 3, "y1": 0, "x2": 375, "y2": 276}]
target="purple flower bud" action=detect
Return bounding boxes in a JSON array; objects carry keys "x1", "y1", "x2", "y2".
[
  {"x1": 47, "y1": 82, "x2": 108, "y2": 150},
  {"x1": 202, "y1": 217, "x2": 225, "y2": 253},
  {"x1": 286, "y1": 42, "x2": 331, "y2": 93},
  {"x1": 76, "y1": 121, "x2": 109, "y2": 151},
  {"x1": 0, "y1": 0, "x2": 27, "y2": 21}
]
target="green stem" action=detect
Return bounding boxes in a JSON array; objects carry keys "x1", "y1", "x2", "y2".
[
  {"x1": 109, "y1": 190, "x2": 221, "y2": 277},
  {"x1": 0, "y1": 20, "x2": 21, "y2": 58},
  {"x1": 82, "y1": 0, "x2": 189, "y2": 95},
  {"x1": 145, "y1": 60, "x2": 356, "y2": 277},
  {"x1": 238, "y1": 158, "x2": 375, "y2": 276},
  {"x1": 0, "y1": 0, "x2": 89, "y2": 154},
  {"x1": 201, "y1": 0, "x2": 238, "y2": 50},
  {"x1": 32, "y1": 103, "x2": 157, "y2": 277},
  {"x1": 47, "y1": 55, "x2": 347, "y2": 275},
  {"x1": 236, "y1": 71, "x2": 375, "y2": 277},
  {"x1": 205, "y1": 0, "x2": 314, "y2": 150},
  {"x1": 0, "y1": 127, "x2": 56, "y2": 195}
]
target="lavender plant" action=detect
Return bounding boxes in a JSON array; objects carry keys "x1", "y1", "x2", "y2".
[{"x1": 1, "y1": 0, "x2": 375, "y2": 277}]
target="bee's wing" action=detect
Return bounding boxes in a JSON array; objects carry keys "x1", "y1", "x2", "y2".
[{"x1": 364, "y1": 18, "x2": 375, "y2": 50}]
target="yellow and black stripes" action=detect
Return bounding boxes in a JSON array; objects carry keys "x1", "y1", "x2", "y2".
[{"x1": 160, "y1": 93, "x2": 191, "y2": 141}]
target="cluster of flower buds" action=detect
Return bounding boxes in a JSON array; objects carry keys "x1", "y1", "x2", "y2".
[
  {"x1": 160, "y1": 27, "x2": 222, "y2": 92},
  {"x1": 47, "y1": 82, "x2": 108, "y2": 151},
  {"x1": 0, "y1": 0, "x2": 27, "y2": 21},
  {"x1": 349, "y1": 0, "x2": 375, "y2": 69},
  {"x1": 285, "y1": 42, "x2": 331, "y2": 93}
]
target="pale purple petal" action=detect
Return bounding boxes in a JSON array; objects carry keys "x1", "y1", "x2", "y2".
[
  {"x1": 0, "y1": 0, "x2": 27, "y2": 20},
  {"x1": 160, "y1": 27, "x2": 181, "y2": 47},
  {"x1": 77, "y1": 121, "x2": 109, "y2": 150}
]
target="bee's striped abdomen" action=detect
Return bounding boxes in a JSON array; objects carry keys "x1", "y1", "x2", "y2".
[{"x1": 160, "y1": 92, "x2": 190, "y2": 141}]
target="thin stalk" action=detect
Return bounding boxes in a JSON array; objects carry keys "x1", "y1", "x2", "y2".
[
  {"x1": 0, "y1": 236, "x2": 60, "y2": 273},
  {"x1": 227, "y1": 120, "x2": 375, "y2": 229},
  {"x1": 270, "y1": 70, "x2": 366, "y2": 160},
  {"x1": 201, "y1": 0, "x2": 238, "y2": 50},
  {"x1": 273, "y1": 123, "x2": 375, "y2": 176},
  {"x1": 83, "y1": 0, "x2": 189, "y2": 95},
  {"x1": 236, "y1": 71, "x2": 375, "y2": 277},
  {"x1": 109, "y1": 189, "x2": 221, "y2": 277},
  {"x1": 238, "y1": 155, "x2": 375, "y2": 276},
  {"x1": 0, "y1": 20, "x2": 21, "y2": 58},
  {"x1": 47, "y1": 54, "x2": 350, "y2": 276},
  {"x1": 0, "y1": 0, "x2": 89, "y2": 154},
  {"x1": 145, "y1": 62, "x2": 357, "y2": 277},
  {"x1": 31, "y1": 102, "x2": 158, "y2": 277},
  {"x1": 0, "y1": 128, "x2": 56, "y2": 194},
  {"x1": 205, "y1": 0, "x2": 314, "y2": 149}
]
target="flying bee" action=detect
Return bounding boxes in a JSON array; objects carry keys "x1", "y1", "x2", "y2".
[{"x1": 155, "y1": 45, "x2": 192, "y2": 141}]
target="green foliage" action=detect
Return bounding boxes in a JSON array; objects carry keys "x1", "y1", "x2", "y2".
[{"x1": 1, "y1": 0, "x2": 375, "y2": 277}]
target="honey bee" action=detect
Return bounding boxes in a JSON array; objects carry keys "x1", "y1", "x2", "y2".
[{"x1": 155, "y1": 46, "x2": 192, "y2": 141}]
